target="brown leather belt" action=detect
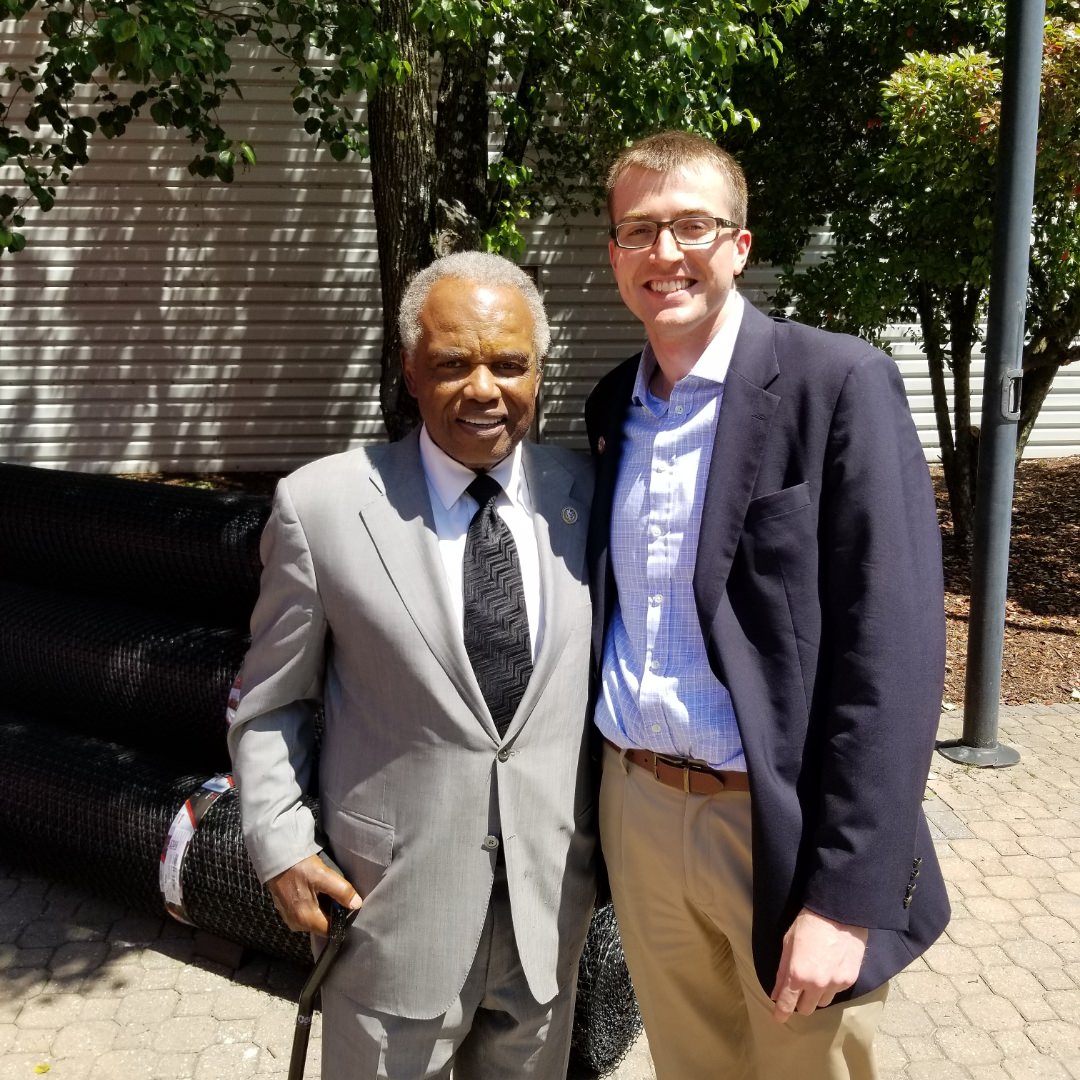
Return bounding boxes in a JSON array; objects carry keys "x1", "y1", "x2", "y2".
[{"x1": 605, "y1": 738, "x2": 750, "y2": 796}]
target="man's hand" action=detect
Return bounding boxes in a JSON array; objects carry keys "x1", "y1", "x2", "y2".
[
  {"x1": 266, "y1": 854, "x2": 363, "y2": 936},
  {"x1": 769, "y1": 908, "x2": 868, "y2": 1023}
]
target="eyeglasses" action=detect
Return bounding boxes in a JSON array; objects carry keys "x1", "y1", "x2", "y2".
[{"x1": 610, "y1": 215, "x2": 741, "y2": 250}]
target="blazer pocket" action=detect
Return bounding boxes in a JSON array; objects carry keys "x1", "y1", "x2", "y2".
[
  {"x1": 332, "y1": 806, "x2": 394, "y2": 868},
  {"x1": 746, "y1": 481, "x2": 811, "y2": 524}
]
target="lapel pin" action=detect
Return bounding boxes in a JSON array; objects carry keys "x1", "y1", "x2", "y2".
[
  {"x1": 562, "y1": 507, "x2": 579, "y2": 525},
  {"x1": 597, "y1": 436, "x2": 606, "y2": 455}
]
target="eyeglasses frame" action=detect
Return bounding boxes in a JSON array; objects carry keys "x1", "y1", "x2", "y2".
[{"x1": 609, "y1": 215, "x2": 742, "y2": 250}]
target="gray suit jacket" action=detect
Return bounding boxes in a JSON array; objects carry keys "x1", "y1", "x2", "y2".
[{"x1": 228, "y1": 432, "x2": 597, "y2": 1019}]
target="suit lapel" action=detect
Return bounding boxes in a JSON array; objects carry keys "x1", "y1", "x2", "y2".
[
  {"x1": 586, "y1": 357, "x2": 639, "y2": 662},
  {"x1": 505, "y1": 442, "x2": 589, "y2": 738},
  {"x1": 356, "y1": 433, "x2": 493, "y2": 733},
  {"x1": 693, "y1": 303, "x2": 782, "y2": 621}
]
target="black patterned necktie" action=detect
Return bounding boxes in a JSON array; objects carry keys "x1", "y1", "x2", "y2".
[{"x1": 462, "y1": 472, "x2": 532, "y2": 736}]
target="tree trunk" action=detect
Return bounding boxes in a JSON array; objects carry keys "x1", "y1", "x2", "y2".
[
  {"x1": 369, "y1": 0, "x2": 435, "y2": 440},
  {"x1": 947, "y1": 285, "x2": 977, "y2": 548},
  {"x1": 918, "y1": 283, "x2": 955, "y2": 468},
  {"x1": 1016, "y1": 361, "x2": 1059, "y2": 462},
  {"x1": 1016, "y1": 310, "x2": 1080, "y2": 462},
  {"x1": 432, "y1": 35, "x2": 491, "y2": 254},
  {"x1": 918, "y1": 282, "x2": 974, "y2": 546},
  {"x1": 485, "y1": 44, "x2": 548, "y2": 227}
]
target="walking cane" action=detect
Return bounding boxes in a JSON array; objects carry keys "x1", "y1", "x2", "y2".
[{"x1": 287, "y1": 900, "x2": 360, "y2": 1080}]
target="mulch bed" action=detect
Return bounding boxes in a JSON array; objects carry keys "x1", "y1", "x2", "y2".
[{"x1": 938, "y1": 455, "x2": 1080, "y2": 707}]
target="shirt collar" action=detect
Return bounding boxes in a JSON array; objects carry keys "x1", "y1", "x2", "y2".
[
  {"x1": 631, "y1": 290, "x2": 746, "y2": 406},
  {"x1": 418, "y1": 425, "x2": 525, "y2": 511}
]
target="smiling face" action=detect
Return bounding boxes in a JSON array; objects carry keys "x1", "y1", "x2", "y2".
[
  {"x1": 402, "y1": 277, "x2": 540, "y2": 470},
  {"x1": 608, "y1": 162, "x2": 752, "y2": 371}
]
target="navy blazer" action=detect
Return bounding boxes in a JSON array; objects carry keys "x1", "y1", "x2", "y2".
[{"x1": 586, "y1": 302, "x2": 950, "y2": 1000}]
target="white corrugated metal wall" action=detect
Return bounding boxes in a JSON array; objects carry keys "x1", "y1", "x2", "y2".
[{"x1": 2, "y1": 23, "x2": 1077, "y2": 472}]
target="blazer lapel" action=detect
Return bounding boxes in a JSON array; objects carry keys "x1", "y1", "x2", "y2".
[
  {"x1": 693, "y1": 304, "x2": 782, "y2": 621},
  {"x1": 504, "y1": 441, "x2": 590, "y2": 738},
  {"x1": 586, "y1": 356, "x2": 639, "y2": 662},
  {"x1": 356, "y1": 433, "x2": 494, "y2": 733}
]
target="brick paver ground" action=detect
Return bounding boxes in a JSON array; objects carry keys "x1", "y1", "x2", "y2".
[{"x1": 2, "y1": 705, "x2": 1079, "y2": 1079}]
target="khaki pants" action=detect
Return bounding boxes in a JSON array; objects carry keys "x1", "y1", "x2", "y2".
[{"x1": 600, "y1": 743, "x2": 886, "y2": 1080}]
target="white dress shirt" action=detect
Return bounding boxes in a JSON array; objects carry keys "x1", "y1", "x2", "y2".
[
  {"x1": 418, "y1": 426, "x2": 543, "y2": 661},
  {"x1": 594, "y1": 292, "x2": 746, "y2": 770}
]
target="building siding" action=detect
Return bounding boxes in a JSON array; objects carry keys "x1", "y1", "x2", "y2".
[{"x1": 2, "y1": 23, "x2": 1077, "y2": 472}]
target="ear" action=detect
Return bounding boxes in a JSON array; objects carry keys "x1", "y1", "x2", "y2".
[
  {"x1": 608, "y1": 237, "x2": 618, "y2": 273},
  {"x1": 732, "y1": 229, "x2": 753, "y2": 277},
  {"x1": 401, "y1": 350, "x2": 416, "y2": 396}
]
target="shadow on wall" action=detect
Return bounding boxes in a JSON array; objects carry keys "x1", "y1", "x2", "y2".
[{"x1": 0, "y1": 41, "x2": 388, "y2": 474}]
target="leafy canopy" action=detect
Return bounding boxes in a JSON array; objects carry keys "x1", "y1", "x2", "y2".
[
  {"x1": 731, "y1": 0, "x2": 1080, "y2": 543},
  {"x1": 0, "y1": 0, "x2": 808, "y2": 254}
]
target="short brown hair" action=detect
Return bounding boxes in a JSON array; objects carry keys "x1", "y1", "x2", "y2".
[{"x1": 605, "y1": 130, "x2": 748, "y2": 228}]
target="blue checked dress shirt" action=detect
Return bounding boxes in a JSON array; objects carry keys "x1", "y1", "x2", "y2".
[{"x1": 594, "y1": 295, "x2": 746, "y2": 771}]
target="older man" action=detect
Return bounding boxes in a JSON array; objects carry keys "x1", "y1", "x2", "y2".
[
  {"x1": 228, "y1": 251, "x2": 596, "y2": 1079},
  {"x1": 587, "y1": 130, "x2": 949, "y2": 1079}
]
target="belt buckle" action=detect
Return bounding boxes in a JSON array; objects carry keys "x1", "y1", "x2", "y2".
[{"x1": 653, "y1": 752, "x2": 700, "y2": 794}]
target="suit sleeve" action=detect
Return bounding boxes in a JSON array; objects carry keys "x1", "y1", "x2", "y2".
[
  {"x1": 800, "y1": 350, "x2": 946, "y2": 930},
  {"x1": 226, "y1": 478, "x2": 327, "y2": 883}
]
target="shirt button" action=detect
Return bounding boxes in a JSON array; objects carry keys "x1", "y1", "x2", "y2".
[
  {"x1": 497, "y1": 749, "x2": 510, "y2": 762},
  {"x1": 674, "y1": 404, "x2": 685, "y2": 415},
  {"x1": 649, "y1": 524, "x2": 662, "y2": 539},
  {"x1": 482, "y1": 835, "x2": 500, "y2": 851},
  {"x1": 651, "y1": 723, "x2": 662, "y2": 733},
  {"x1": 649, "y1": 594, "x2": 661, "y2": 606},
  {"x1": 649, "y1": 659, "x2": 660, "y2": 672}
]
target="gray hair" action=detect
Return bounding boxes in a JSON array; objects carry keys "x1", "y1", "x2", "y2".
[{"x1": 398, "y1": 251, "x2": 550, "y2": 363}]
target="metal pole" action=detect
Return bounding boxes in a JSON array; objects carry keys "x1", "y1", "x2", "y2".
[{"x1": 938, "y1": 0, "x2": 1044, "y2": 768}]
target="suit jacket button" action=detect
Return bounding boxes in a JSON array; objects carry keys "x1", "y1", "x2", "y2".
[
  {"x1": 497, "y1": 749, "x2": 510, "y2": 762},
  {"x1": 482, "y1": 835, "x2": 500, "y2": 851}
]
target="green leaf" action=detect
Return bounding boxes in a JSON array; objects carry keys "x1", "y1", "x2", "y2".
[
  {"x1": 113, "y1": 14, "x2": 138, "y2": 43},
  {"x1": 42, "y1": 9, "x2": 73, "y2": 35},
  {"x1": 329, "y1": 141, "x2": 348, "y2": 161}
]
